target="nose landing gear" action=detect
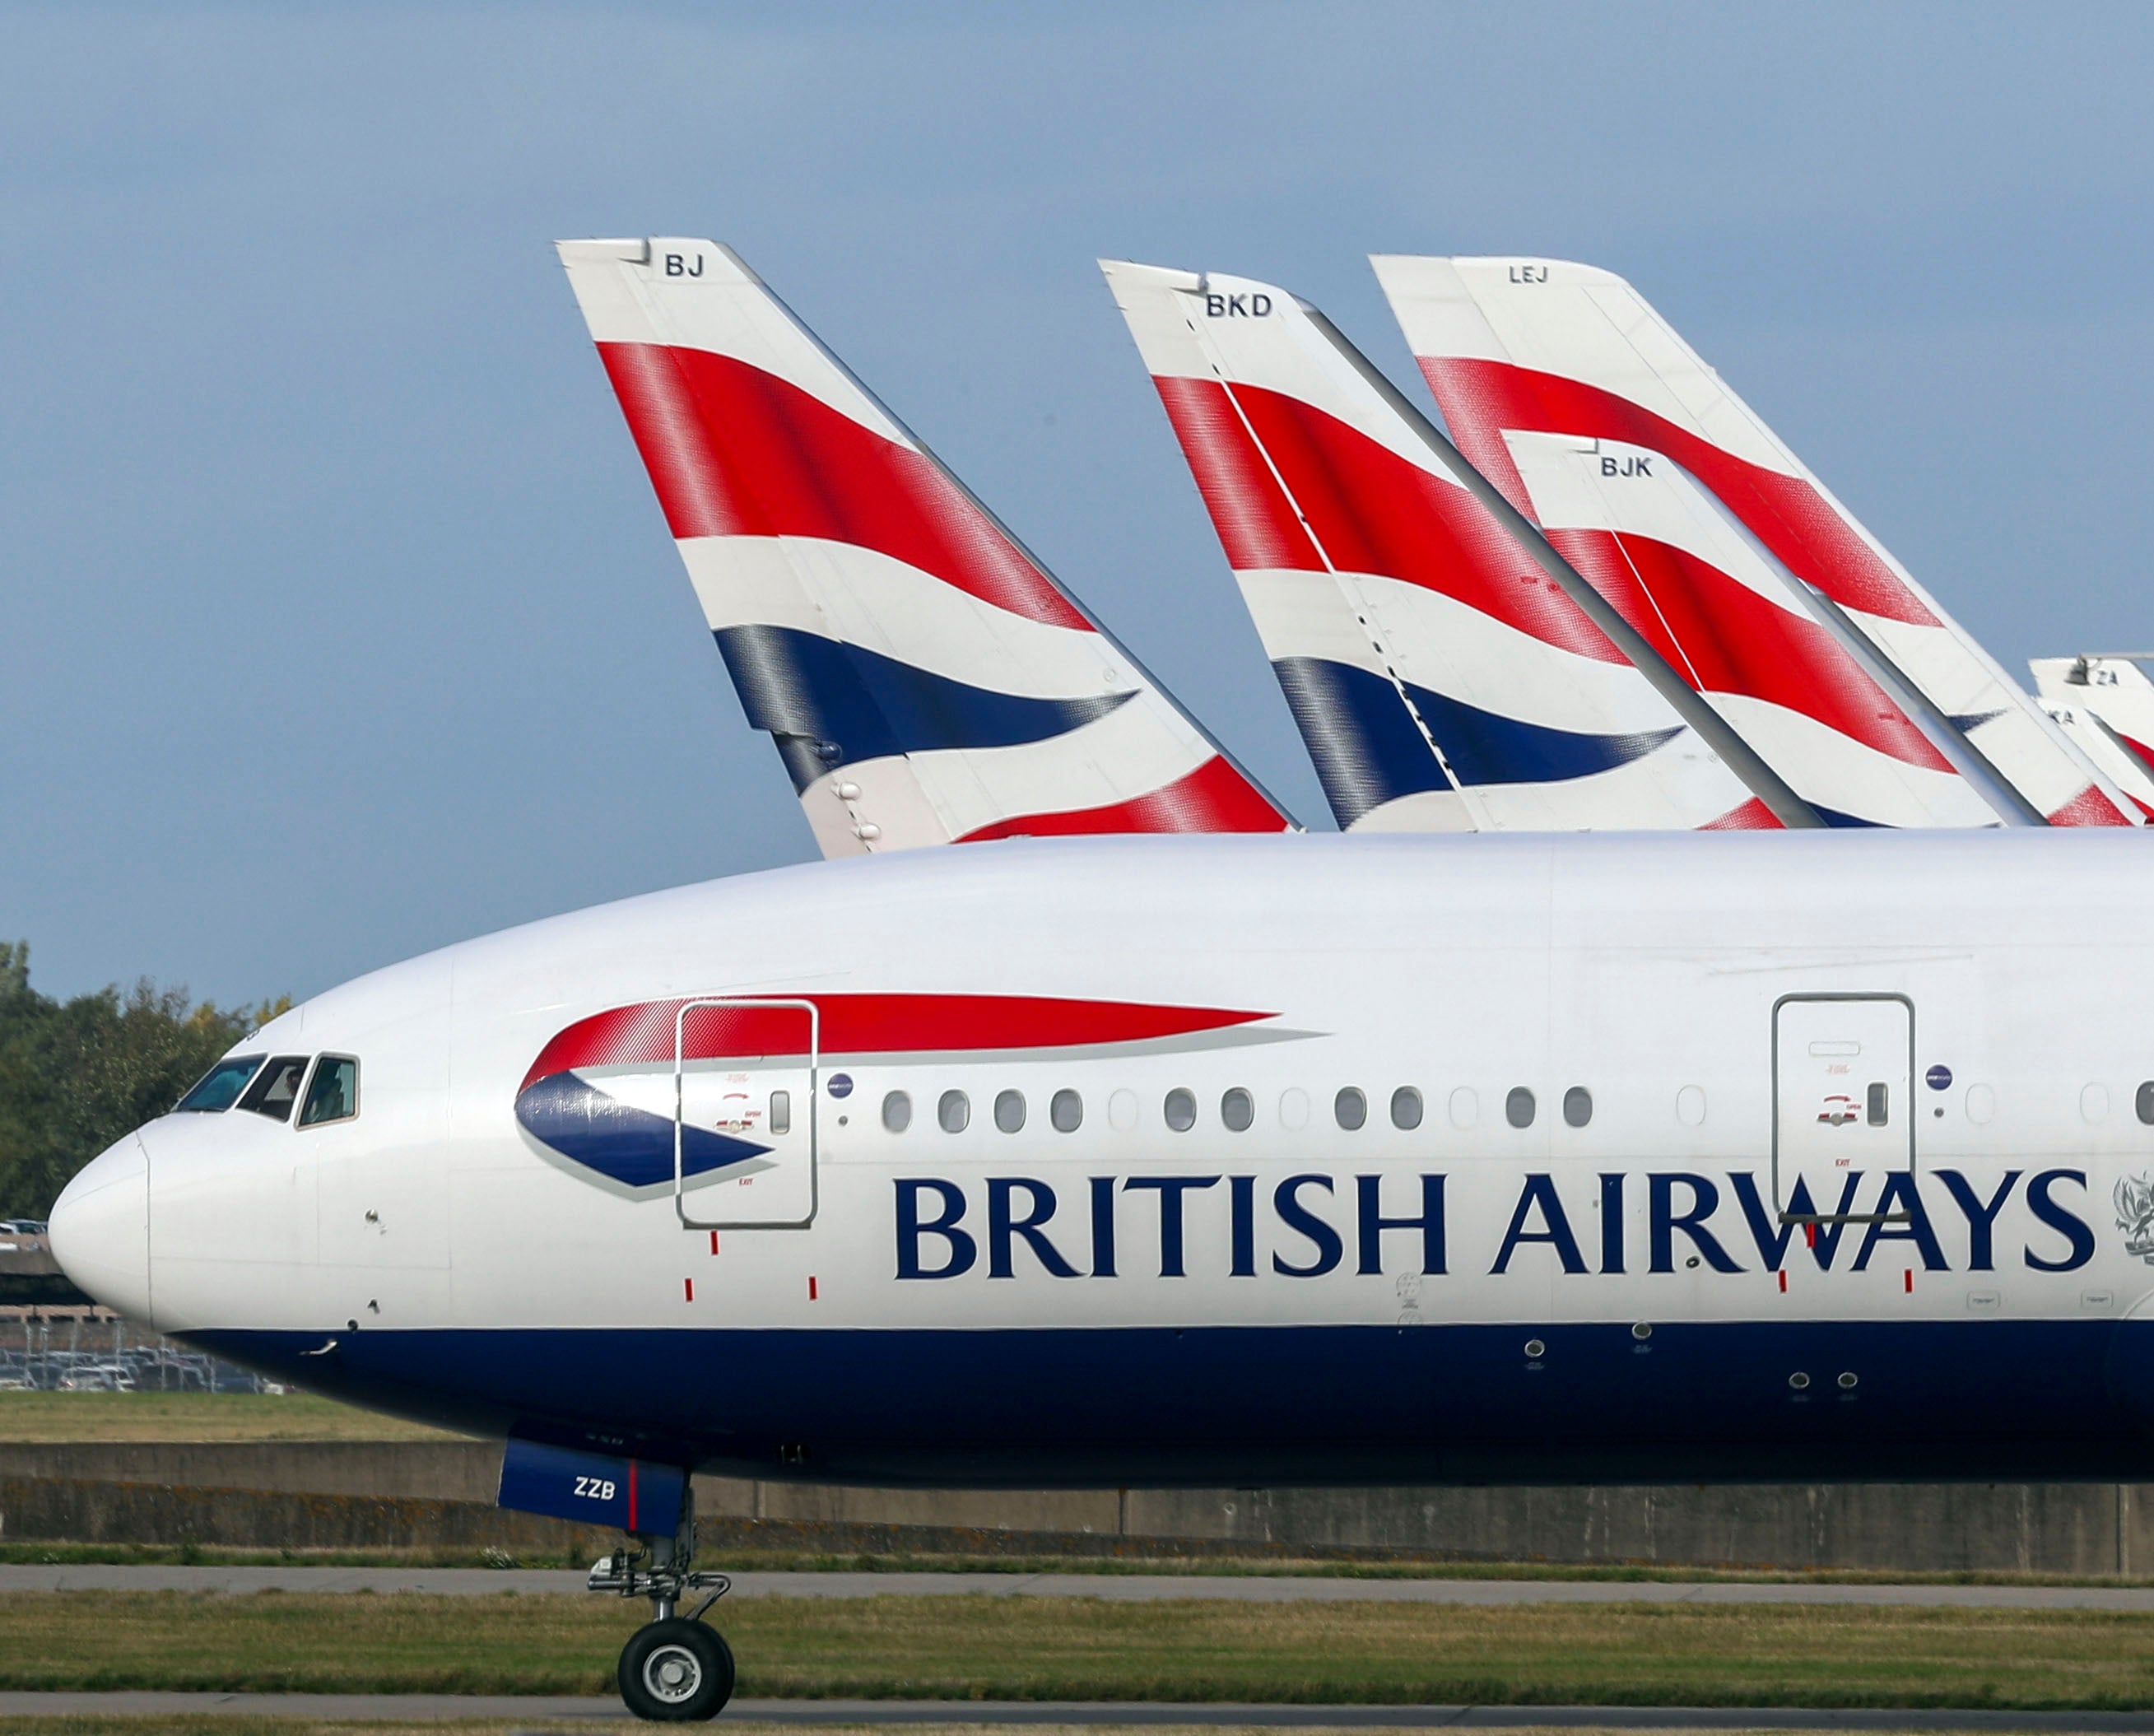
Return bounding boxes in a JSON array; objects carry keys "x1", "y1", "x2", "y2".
[
  {"x1": 589, "y1": 1491, "x2": 735, "y2": 1721},
  {"x1": 618, "y1": 1617, "x2": 735, "y2": 1722}
]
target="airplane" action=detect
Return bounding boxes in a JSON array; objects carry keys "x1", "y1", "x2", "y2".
[
  {"x1": 2031, "y1": 655, "x2": 2154, "y2": 817},
  {"x1": 44, "y1": 244, "x2": 2154, "y2": 1725},
  {"x1": 1373, "y1": 255, "x2": 2141, "y2": 830},
  {"x1": 1104, "y1": 261, "x2": 2000, "y2": 832},
  {"x1": 556, "y1": 238, "x2": 1293, "y2": 856}
]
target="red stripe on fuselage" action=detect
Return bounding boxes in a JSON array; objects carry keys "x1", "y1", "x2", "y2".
[
  {"x1": 1420, "y1": 356, "x2": 1942, "y2": 630},
  {"x1": 521, "y1": 994, "x2": 1275, "y2": 1092},
  {"x1": 596, "y1": 342, "x2": 1090, "y2": 631},
  {"x1": 1544, "y1": 527, "x2": 1955, "y2": 771},
  {"x1": 956, "y1": 755, "x2": 1287, "y2": 841},
  {"x1": 1153, "y1": 375, "x2": 1623, "y2": 663}
]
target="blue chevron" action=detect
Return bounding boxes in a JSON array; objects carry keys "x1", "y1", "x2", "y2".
[
  {"x1": 1272, "y1": 658, "x2": 1682, "y2": 828},
  {"x1": 714, "y1": 625, "x2": 1135, "y2": 791},
  {"x1": 514, "y1": 1071, "x2": 765, "y2": 1190}
]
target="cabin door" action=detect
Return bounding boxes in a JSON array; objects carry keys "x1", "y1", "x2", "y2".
[
  {"x1": 672, "y1": 998, "x2": 818, "y2": 1230},
  {"x1": 1772, "y1": 994, "x2": 1914, "y2": 1223}
]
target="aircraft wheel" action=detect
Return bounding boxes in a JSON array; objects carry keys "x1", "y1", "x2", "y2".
[{"x1": 618, "y1": 1617, "x2": 735, "y2": 1722}]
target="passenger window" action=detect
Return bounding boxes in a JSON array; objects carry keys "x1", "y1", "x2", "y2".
[
  {"x1": 1164, "y1": 1088, "x2": 1196, "y2": 1133},
  {"x1": 1505, "y1": 1087, "x2": 1536, "y2": 1129},
  {"x1": 1335, "y1": 1087, "x2": 1366, "y2": 1130},
  {"x1": 1221, "y1": 1087, "x2": 1254, "y2": 1133},
  {"x1": 1563, "y1": 1087, "x2": 1592, "y2": 1129},
  {"x1": 176, "y1": 1055, "x2": 263, "y2": 1114},
  {"x1": 1866, "y1": 1082, "x2": 1889, "y2": 1126},
  {"x1": 239, "y1": 1056, "x2": 311, "y2": 1123},
  {"x1": 1390, "y1": 1087, "x2": 1422, "y2": 1131},
  {"x1": 938, "y1": 1090, "x2": 970, "y2": 1133},
  {"x1": 1050, "y1": 1089, "x2": 1083, "y2": 1133},
  {"x1": 994, "y1": 1090, "x2": 1026, "y2": 1133},
  {"x1": 882, "y1": 1090, "x2": 912, "y2": 1133},
  {"x1": 768, "y1": 1089, "x2": 791, "y2": 1136},
  {"x1": 297, "y1": 1057, "x2": 359, "y2": 1128},
  {"x1": 2139, "y1": 1082, "x2": 2154, "y2": 1126}
]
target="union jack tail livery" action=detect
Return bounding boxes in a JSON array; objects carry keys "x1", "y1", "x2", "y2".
[
  {"x1": 557, "y1": 239, "x2": 1291, "y2": 857},
  {"x1": 1374, "y1": 254, "x2": 2138, "y2": 829},
  {"x1": 2031, "y1": 656, "x2": 2154, "y2": 819},
  {"x1": 1101, "y1": 259, "x2": 1776, "y2": 833}
]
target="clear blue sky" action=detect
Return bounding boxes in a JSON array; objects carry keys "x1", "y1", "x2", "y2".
[{"x1": 7, "y1": 2, "x2": 2152, "y2": 1008}]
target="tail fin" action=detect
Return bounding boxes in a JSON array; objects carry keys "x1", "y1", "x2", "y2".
[
  {"x1": 2031, "y1": 657, "x2": 2154, "y2": 817},
  {"x1": 557, "y1": 238, "x2": 1291, "y2": 856},
  {"x1": 1374, "y1": 254, "x2": 2136, "y2": 828},
  {"x1": 1102, "y1": 258, "x2": 1783, "y2": 832}
]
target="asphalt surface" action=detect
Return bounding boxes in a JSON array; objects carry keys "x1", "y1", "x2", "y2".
[
  {"x1": 11, "y1": 1565, "x2": 2154, "y2": 1608},
  {"x1": 7, "y1": 1696, "x2": 2154, "y2": 1728}
]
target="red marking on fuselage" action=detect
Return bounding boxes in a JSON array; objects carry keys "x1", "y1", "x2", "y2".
[{"x1": 522, "y1": 994, "x2": 1275, "y2": 1093}]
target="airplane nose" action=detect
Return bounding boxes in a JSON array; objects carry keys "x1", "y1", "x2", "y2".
[{"x1": 48, "y1": 1132, "x2": 152, "y2": 1324}]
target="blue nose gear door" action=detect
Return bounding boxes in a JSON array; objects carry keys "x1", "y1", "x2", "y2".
[{"x1": 673, "y1": 998, "x2": 818, "y2": 1230}]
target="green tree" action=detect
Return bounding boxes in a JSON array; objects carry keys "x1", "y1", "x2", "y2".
[{"x1": 0, "y1": 942, "x2": 287, "y2": 1218}]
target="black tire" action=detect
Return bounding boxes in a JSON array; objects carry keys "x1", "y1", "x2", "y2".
[{"x1": 617, "y1": 1617, "x2": 735, "y2": 1722}]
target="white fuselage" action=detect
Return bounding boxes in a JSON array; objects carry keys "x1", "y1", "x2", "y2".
[{"x1": 49, "y1": 829, "x2": 2154, "y2": 1485}]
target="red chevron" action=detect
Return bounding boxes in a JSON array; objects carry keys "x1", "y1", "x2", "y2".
[
  {"x1": 1420, "y1": 356, "x2": 1942, "y2": 630},
  {"x1": 1152, "y1": 375, "x2": 1624, "y2": 663},
  {"x1": 1543, "y1": 527, "x2": 1954, "y2": 771},
  {"x1": 957, "y1": 755, "x2": 1286, "y2": 841},
  {"x1": 598, "y1": 342, "x2": 1090, "y2": 631}
]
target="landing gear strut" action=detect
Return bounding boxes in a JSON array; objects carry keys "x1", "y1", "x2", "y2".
[{"x1": 589, "y1": 1488, "x2": 734, "y2": 1721}]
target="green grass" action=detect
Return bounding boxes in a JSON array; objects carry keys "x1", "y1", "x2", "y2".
[
  {"x1": 3, "y1": 1592, "x2": 2154, "y2": 1706},
  {"x1": 0, "y1": 1390, "x2": 458, "y2": 1443},
  {"x1": 0, "y1": 1726, "x2": 1826, "y2": 1736},
  {"x1": 15, "y1": 1538, "x2": 2154, "y2": 1588}
]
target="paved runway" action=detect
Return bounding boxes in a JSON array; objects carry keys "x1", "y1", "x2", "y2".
[
  {"x1": 5, "y1": 1694, "x2": 2154, "y2": 1728},
  {"x1": 9, "y1": 1565, "x2": 2154, "y2": 1608}
]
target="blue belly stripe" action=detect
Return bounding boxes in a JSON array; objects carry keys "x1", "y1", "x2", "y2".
[{"x1": 185, "y1": 1318, "x2": 2154, "y2": 1487}]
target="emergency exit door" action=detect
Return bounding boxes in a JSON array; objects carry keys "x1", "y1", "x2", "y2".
[
  {"x1": 673, "y1": 998, "x2": 817, "y2": 1230},
  {"x1": 1772, "y1": 994, "x2": 1913, "y2": 1223}
]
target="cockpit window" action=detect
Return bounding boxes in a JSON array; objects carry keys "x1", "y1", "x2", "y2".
[
  {"x1": 237, "y1": 1055, "x2": 311, "y2": 1122},
  {"x1": 175, "y1": 1055, "x2": 264, "y2": 1113},
  {"x1": 298, "y1": 1056, "x2": 360, "y2": 1128}
]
